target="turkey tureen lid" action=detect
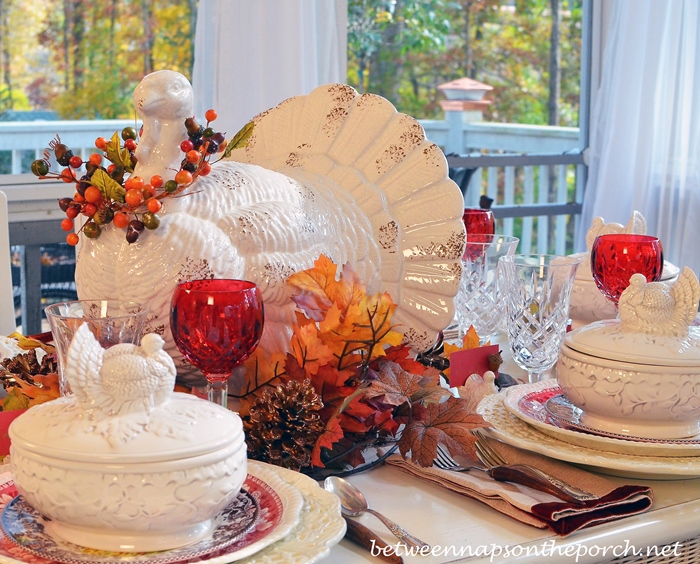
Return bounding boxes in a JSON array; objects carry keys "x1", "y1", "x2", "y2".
[
  {"x1": 564, "y1": 266, "x2": 700, "y2": 367},
  {"x1": 564, "y1": 319, "x2": 700, "y2": 367},
  {"x1": 9, "y1": 324, "x2": 243, "y2": 464}
]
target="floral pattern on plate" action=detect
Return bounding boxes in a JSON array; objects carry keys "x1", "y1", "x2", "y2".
[
  {"x1": 503, "y1": 380, "x2": 700, "y2": 458},
  {"x1": 479, "y1": 390, "x2": 700, "y2": 479},
  {"x1": 0, "y1": 463, "x2": 305, "y2": 564},
  {"x1": 2, "y1": 489, "x2": 259, "y2": 564}
]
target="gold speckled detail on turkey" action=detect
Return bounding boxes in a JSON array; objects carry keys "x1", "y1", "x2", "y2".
[
  {"x1": 402, "y1": 327, "x2": 434, "y2": 351},
  {"x1": 223, "y1": 169, "x2": 248, "y2": 191},
  {"x1": 378, "y1": 221, "x2": 398, "y2": 251},
  {"x1": 177, "y1": 258, "x2": 215, "y2": 283},
  {"x1": 406, "y1": 230, "x2": 464, "y2": 260},
  {"x1": 263, "y1": 262, "x2": 297, "y2": 286}
]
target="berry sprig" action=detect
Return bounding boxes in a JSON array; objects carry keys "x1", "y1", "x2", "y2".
[{"x1": 31, "y1": 109, "x2": 247, "y2": 246}]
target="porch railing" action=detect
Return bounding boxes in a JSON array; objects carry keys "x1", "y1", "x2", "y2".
[{"x1": 0, "y1": 118, "x2": 586, "y2": 333}]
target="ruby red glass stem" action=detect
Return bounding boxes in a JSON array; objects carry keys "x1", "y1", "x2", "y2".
[
  {"x1": 590, "y1": 234, "x2": 664, "y2": 304},
  {"x1": 171, "y1": 279, "x2": 264, "y2": 405}
]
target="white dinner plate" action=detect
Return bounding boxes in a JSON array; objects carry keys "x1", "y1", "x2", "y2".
[
  {"x1": 503, "y1": 381, "x2": 700, "y2": 458},
  {"x1": 478, "y1": 391, "x2": 700, "y2": 480}
]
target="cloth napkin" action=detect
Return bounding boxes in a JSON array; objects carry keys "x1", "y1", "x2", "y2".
[{"x1": 385, "y1": 439, "x2": 653, "y2": 536}]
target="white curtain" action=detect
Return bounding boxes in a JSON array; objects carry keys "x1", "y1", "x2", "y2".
[
  {"x1": 192, "y1": 0, "x2": 348, "y2": 137},
  {"x1": 580, "y1": 0, "x2": 700, "y2": 271}
]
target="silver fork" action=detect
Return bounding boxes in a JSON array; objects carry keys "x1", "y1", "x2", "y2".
[{"x1": 434, "y1": 439, "x2": 599, "y2": 505}]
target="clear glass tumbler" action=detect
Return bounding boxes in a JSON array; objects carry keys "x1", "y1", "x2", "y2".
[
  {"x1": 498, "y1": 254, "x2": 580, "y2": 383},
  {"x1": 455, "y1": 234, "x2": 519, "y2": 341},
  {"x1": 45, "y1": 300, "x2": 148, "y2": 396}
]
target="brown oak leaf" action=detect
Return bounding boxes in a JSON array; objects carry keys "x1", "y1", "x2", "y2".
[
  {"x1": 364, "y1": 359, "x2": 436, "y2": 406},
  {"x1": 398, "y1": 396, "x2": 489, "y2": 467}
]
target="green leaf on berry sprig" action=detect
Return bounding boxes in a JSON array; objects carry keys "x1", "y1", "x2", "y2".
[
  {"x1": 90, "y1": 169, "x2": 126, "y2": 203},
  {"x1": 223, "y1": 121, "x2": 255, "y2": 159},
  {"x1": 105, "y1": 132, "x2": 134, "y2": 172}
]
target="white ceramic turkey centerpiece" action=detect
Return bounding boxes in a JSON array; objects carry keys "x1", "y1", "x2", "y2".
[
  {"x1": 557, "y1": 266, "x2": 700, "y2": 440},
  {"x1": 9, "y1": 324, "x2": 247, "y2": 552},
  {"x1": 74, "y1": 71, "x2": 465, "y2": 380}
]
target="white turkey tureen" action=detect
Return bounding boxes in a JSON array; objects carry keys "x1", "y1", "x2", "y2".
[
  {"x1": 9, "y1": 323, "x2": 247, "y2": 552},
  {"x1": 557, "y1": 267, "x2": 700, "y2": 440}
]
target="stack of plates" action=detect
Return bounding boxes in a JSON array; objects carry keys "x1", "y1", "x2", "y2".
[
  {"x1": 477, "y1": 381, "x2": 700, "y2": 480},
  {"x1": 0, "y1": 461, "x2": 345, "y2": 564}
]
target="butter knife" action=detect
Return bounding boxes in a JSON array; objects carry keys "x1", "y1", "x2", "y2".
[{"x1": 344, "y1": 518, "x2": 404, "y2": 564}]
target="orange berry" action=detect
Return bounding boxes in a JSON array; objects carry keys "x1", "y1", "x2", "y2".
[
  {"x1": 205, "y1": 109, "x2": 218, "y2": 122},
  {"x1": 175, "y1": 170, "x2": 193, "y2": 185},
  {"x1": 113, "y1": 212, "x2": 130, "y2": 229},
  {"x1": 66, "y1": 233, "x2": 80, "y2": 246},
  {"x1": 66, "y1": 207, "x2": 79, "y2": 219},
  {"x1": 150, "y1": 174, "x2": 163, "y2": 188},
  {"x1": 147, "y1": 198, "x2": 162, "y2": 213},
  {"x1": 73, "y1": 193, "x2": 85, "y2": 203},
  {"x1": 200, "y1": 162, "x2": 212, "y2": 176},
  {"x1": 89, "y1": 153, "x2": 102, "y2": 166},
  {"x1": 95, "y1": 137, "x2": 108, "y2": 150},
  {"x1": 130, "y1": 176, "x2": 145, "y2": 190},
  {"x1": 124, "y1": 177, "x2": 134, "y2": 191},
  {"x1": 61, "y1": 168, "x2": 74, "y2": 183},
  {"x1": 107, "y1": 164, "x2": 116, "y2": 174},
  {"x1": 125, "y1": 189, "x2": 143, "y2": 207},
  {"x1": 83, "y1": 203, "x2": 97, "y2": 217},
  {"x1": 186, "y1": 150, "x2": 200, "y2": 163},
  {"x1": 84, "y1": 186, "x2": 102, "y2": 203},
  {"x1": 61, "y1": 218, "x2": 74, "y2": 231}
]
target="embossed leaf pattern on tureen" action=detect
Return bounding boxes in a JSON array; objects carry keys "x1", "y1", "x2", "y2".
[
  {"x1": 74, "y1": 72, "x2": 465, "y2": 373},
  {"x1": 618, "y1": 267, "x2": 700, "y2": 337}
]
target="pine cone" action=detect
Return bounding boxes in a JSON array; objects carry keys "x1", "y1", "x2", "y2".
[{"x1": 243, "y1": 379, "x2": 325, "y2": 471}]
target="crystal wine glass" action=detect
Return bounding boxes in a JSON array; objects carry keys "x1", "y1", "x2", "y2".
[
  {"x1": 170, "y1": 279, "x2": 264, "y2": 406},
  {"x1": 590, "y1": 234, "x2": 664, "y2": 305},
  {"x1": 455, "y1": 234, "x2": 519, "y2": 341},
  {"x1": 499, "y1": 254, "x2": 580, "y2": 383}
]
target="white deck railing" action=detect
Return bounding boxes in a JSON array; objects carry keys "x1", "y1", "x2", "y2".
[{"x1": 0, "y1": 117, "x2": 585, "y2": 333}]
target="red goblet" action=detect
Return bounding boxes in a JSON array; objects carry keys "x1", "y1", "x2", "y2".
[
  {"x1": 590, "y1": 234, "x2": 663, "y2": 305},
  {"x1": 171, "y1": 279, "x2": 264, "y2": 407},
  {"x1": 463, "y1": 208, "x2": 496, "y2": 260}
]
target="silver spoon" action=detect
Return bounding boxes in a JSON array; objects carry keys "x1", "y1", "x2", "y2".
[{"x1": 324, "y1": 476, "x2": 430, "y2": 549}]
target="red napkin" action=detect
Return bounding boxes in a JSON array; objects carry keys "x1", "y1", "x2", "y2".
[{"x1": 386, "y1": 439, "x2": 653, "y2": 536}]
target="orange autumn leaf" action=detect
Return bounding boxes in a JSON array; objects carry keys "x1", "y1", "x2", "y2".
[
  {"x1": 288, "y1": 255, "x2": 367, "y2": 321},
  {"x1": 311, "y1": 415, "x2": 345, "y2": 467},
  {"x1": 14, "y1": 373, "x2": 60, "y2": 405},
  {"x1": 328, "y1": 293, "x2": 402, "y2": 366},
  {"x1": 381, "y1": 345, "x2": 431, "y2": 377},
  {"x1": 238, "y1": 349, "x2": 287, "y2": 409},
  {"x1": 8, "y1": 332, "x2": 55, "y2": 354},
  {"x1": 289, "y1": 322, "x2": 335, "y2": 376},
  {"x1": 443, "y1": 326, "x2": 487, "y2": 377}
]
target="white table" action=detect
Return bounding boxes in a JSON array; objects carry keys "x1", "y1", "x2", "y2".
[{"x1": 327, "y1": 465, "x2": 700, "y2": 564}]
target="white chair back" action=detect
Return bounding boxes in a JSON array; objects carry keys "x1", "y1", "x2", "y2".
[{"x1": 0, "y1": 191, "x2": 16, "y2": 335}]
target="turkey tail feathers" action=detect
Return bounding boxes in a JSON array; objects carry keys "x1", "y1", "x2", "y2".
[{"x1": 226, "y1": 84, "x2": 465, "y2": 351}]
